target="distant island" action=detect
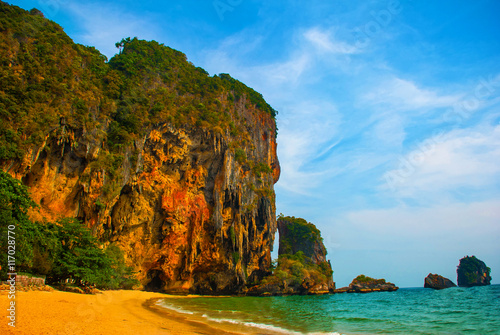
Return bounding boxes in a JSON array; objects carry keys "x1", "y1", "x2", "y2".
[
  {"x1": 457, "y1": 256, "x2": 492, "y2": 287},
  {"x1": 335, "y1": 275, "x2": 398, "y2": 293},
  {"x1": 423, "y1": 256, "x2": 492, "y2": 290}
]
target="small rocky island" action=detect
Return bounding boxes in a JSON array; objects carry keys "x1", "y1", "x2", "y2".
[
  {"x1": 246, "y1": 216, "x2": 335, "y2": 296},
  {"x1": 424, "y1": 273, "x2": 456, "y2": 290},
  {"x1": 335, "y1": 275, "x2": 398, "y2": 293},
  {"x1": 457, "y1": 256, "x2": 492, "y2": 287}
]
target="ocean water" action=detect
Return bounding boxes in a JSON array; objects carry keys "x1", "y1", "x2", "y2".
[{"x1": 158, "y1": 285, "x2": 500, "y2": 334}]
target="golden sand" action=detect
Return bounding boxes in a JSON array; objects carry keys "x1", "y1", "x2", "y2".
[{"x1": 0, "y1": 289, "x2": 246, "y2": 335}]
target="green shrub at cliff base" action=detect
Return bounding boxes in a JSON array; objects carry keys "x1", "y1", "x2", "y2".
[
  {"x1": 0, "y1": 171, "x2": 137, "y2": 288},
  {"x1": 261, "y1": 251, "x2": 332, "y2": 288},
  {"x1": 102, "y1": 244, "x2": 139, "y2": 290},
  {"x1": 0, "y1": 170, "x2": 37, "y2": 279},
  {"x1": 44, "y1": 218, "x2": 138, "y2": 289},
  {"x1": 48, "y1": 217, "x2": 112, "y2": 287}
]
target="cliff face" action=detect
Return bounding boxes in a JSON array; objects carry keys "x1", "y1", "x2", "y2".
[
  {"x1": 457, "y1": 256, "x2": 491, "y2": 288},
  {"x1": 16, "y1": 115, "x2": 279, "y2": 294},
  {"x1": 0, "y1": 3, "x2": 279, "y2": 294}
]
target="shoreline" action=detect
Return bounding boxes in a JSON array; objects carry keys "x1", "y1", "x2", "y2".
[
  {"x1": 145, "y1": 297, "x2": 294, "y2": 335},
  {"x1": 0, "y1": 288, "x2": 271, "y2": 335}
]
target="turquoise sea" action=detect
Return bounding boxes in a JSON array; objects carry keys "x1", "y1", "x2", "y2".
[{"x1": 157, "y1": 285, "x2": 500, "y2": 334}]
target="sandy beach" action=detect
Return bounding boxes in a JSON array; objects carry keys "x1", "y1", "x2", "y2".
[{"x1": 0, "y1": 289, "x2": 249, "y2": 335}]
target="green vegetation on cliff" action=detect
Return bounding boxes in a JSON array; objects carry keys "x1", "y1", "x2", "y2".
[
  {"x1": 0, "y1": 3, "x2": 110, "y2": 159},
  {"x1": 353, "y1": 274, "x2": 385, "y2": 284},
  {"x1": 0, "y1": 3, "x2": 277, "y2": 163},
  {"x1": 248, "y1": 215, "x2": 333, "y2": 295},
  {"x1": 457, "y1": 256, "x2": 491, "y2": 287},
  {"x1": 277, "y1": 215, "x2": 325, "y2": 260},
  {"x1": 261, "y1": 251, "x2": 333, "y2": 287}
]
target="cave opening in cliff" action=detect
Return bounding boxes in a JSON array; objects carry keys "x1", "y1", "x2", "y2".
[{"x1": 144, "y1": 270, "x2": 165, "y2": 292}]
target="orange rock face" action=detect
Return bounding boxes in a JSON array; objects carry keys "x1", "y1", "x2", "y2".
[{"x1": 7, "y1": 110, "x2": 279, "y2": 294}]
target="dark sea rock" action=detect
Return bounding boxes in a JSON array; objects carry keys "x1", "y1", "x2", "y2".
[
  {"x1": 424, "y1": 273, "x2": 456, "y2": 290},
  {"x1": 335, "y1": 275, "x2": 398, "y2": 293},
  {"x1": 457, "y1": 256, "x2": 492, "y2": 287}
]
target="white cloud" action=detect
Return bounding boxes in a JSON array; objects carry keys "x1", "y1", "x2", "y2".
[
  {"x1": 304, "y1": 27, "x2": 360, "y2": 55},
  {"x1": 363, "y1": 77, "x2": 461, "y2": 111},
  {"x1": 344, "y1": 200, "x2": 500, "y2": 247},
  {"x1": 383, "y1": 125, "x2": 500, "y2": 199},
  {"x1": 276, "y1": 101, "x2": 342, "y2": 195}
]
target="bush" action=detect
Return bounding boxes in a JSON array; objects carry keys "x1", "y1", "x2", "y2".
[{"x1": 234, "y1": 148, "x2": 246, "y2": 164}]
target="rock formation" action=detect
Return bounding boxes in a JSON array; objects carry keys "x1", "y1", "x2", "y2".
[
  {"x1": 0, "y1": 3, "x2": 280, "y2": 294},
  {"x1": 246, "y1": 216, "x2": 335, "y2": 295},
  {"x1": 335, "y1": 275, "x2": 398, "y2": 293},
  {"x1": 424, "y1": 273, "x2": 456, "y2": 290},
  {"x1": 277, "y1": 216, "x2": 328, "y2": 264},
  {"x1": 457, "y1": 256, "x2": 491, "y2": 287}
]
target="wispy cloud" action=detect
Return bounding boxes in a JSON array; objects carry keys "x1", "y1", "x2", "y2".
[
  {"x1": 363, "y1": 77, "x2": 462, "y2": 111},
  {"x1": 277, "y1": 100, "x2": 342, "y2": 195},
  {"x1": 304, "y1": 27, "x2": 360, "y2": 55},
  {"x1": 382, "y1": 124, "x2": 500, "y2": 201}
]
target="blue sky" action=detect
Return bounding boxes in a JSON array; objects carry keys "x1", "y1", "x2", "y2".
[{"x1": 11, "y1": 0, "x2": 500, "y2": 287}]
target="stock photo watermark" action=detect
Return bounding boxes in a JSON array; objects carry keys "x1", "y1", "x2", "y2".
[
  {"x1": 352, "y1": 0, "x2": 404, "y2": 49},
  {"x1": 5, "y1": 224, "x2": 17, "y2": 328},
  {"x1": 213, "y1": 0, "x2": 243, "y2": 21},
  {"x1": 385, "y1": 75, "x2": 500, "y2": 191}
]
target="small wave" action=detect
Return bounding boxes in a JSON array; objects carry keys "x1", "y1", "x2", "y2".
[
  {"x1": 202, "y1": 315, "x2": 303, "y2": 334},
  {"x1": 157, "y1": 300, "x2": 344, "y2": 335},
  {"x1": 155, "y1": 300, "x2": 194, "y2": 315},
  {"x1": 202, "y1": 316, "x2": 344, "y2": 335}
]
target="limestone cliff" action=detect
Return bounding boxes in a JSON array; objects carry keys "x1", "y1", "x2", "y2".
[
  {"x1": 247, "y1": 216, "x2": 334, "y2": 295},
  {"x1": 277, "y1": 216, "x2": 328, "y2": 264},
  {"x1": 0, "y1": 3, "x2": 279, "y2": 294}
]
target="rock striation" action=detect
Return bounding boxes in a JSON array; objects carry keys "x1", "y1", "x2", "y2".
[
  {"x1": 0, "y1": 3, "x2": 280, "y2": 294},
  {"x1": 246, "y1": 216, "x2": 335, "y2": 295},
  {"x1": 457, "y1": 256, "x2": 491, "y2": 287},
  {"x1": 335, "y1": 275, "x2": 398, "y2": 293},
  {"x1": 424, "y1": 273, "x2": 456, "y2": 290}
]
